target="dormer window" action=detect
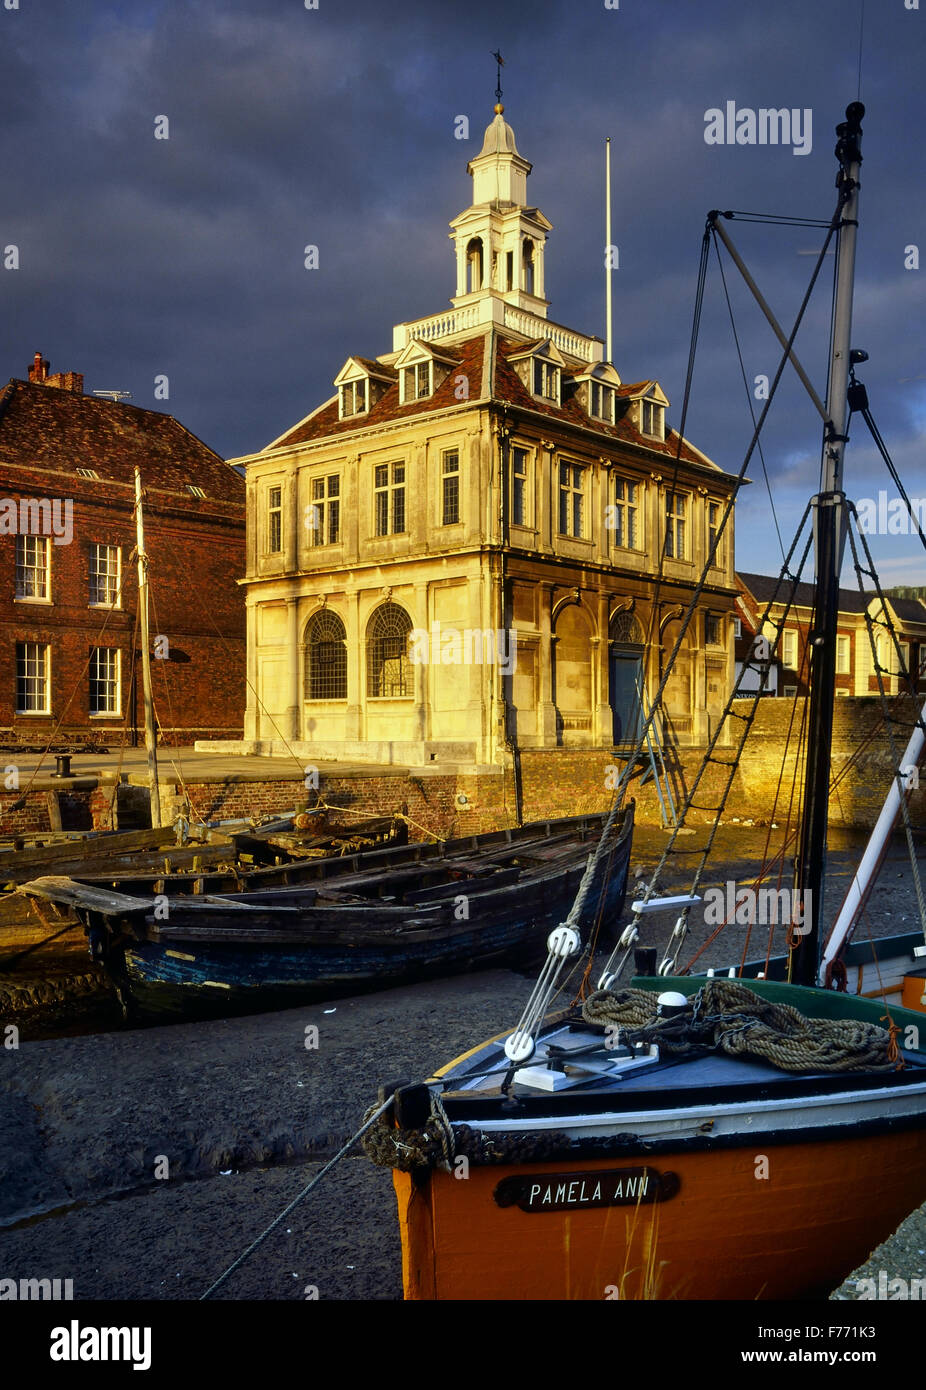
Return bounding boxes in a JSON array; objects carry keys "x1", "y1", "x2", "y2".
[
  {"x1": 401, "y1": 362, "x2": 431, "y2": 403},
  {"x1": 642, "y1": 399, "x2": 665, "y2": 440},
  {"x1": 334, "y1": 358, "x2": 395, "y2": 419},
  {"x1": 590, "y1": 381, "x2": 615, "y2": 424},
  {"x1": 393, "y1": 340, "x2": 457, "y2": 406},
  {"x1": 533, "y1": 359, "x2": 560, "y2": 402},
  {"x1": 339, "y1": 380, "x2": 367, "y2": 419}
]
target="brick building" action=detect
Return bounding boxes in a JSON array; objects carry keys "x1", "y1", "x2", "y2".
[
  {"x1": 227, "y1": 106, "x2": 739, "y2": 770},
  {"x1": 735, "y1": 571, "x2": 926, "y2": 699},
  {"x1": 0, "y1": 355, "x2": 246, "y2": 746}
]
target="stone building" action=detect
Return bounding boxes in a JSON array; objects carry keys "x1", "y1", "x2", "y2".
[
  {"x1": 232, "y1": 108, "x2": 740, "y2": 769},
  {"x1": 0, "y1": 355, "x2": 246, "y2": 745}
]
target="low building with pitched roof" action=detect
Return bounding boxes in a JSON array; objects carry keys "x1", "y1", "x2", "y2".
[{"x1": 0, "y1": 355, "x2": 246, "y2": 746}]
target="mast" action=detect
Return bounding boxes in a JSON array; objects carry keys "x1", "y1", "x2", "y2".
[
  {"x1": 134, "y1": 466, "x2": 162, "y2": 829},
  {"x1": 792, "y1": 102, "x2": 864, "y2": 986}
]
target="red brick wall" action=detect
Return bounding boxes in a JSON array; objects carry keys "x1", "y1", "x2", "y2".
[
  {"x1": 0, "y1": 466, "x2": 245, "y2": 743},
  {"x1": 165, "y1": 770, "x2": 517, "y2": 842},
  {"x1": 0, "y1": 786, "x2": 94, "y2": 837}
]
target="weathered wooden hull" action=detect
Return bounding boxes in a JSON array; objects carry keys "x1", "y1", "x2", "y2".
[{"x1": 116, "y1": 809, "x2": 635, "y2": 1018}]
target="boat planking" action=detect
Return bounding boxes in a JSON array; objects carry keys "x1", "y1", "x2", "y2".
[{"x1": 16, "y1": 808, "x2": 635, "y2": 1019}]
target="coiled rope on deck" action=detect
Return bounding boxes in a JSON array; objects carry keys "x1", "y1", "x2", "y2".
[{"x1": 582, "y1": 979, "x2": 899, "y2": 1073}]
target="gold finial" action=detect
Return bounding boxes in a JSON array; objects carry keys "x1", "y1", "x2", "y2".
[{"x1": 494, "y1": 102, "x2": 504, "y2": 114}]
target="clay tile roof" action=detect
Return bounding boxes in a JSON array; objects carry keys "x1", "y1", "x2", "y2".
[
  {"x1": 272, "y1": 336, "x2": 483, "y2": 449},
  {"x1": 0, "y1": 378, "x2": 243, "y2": 503},
  {"x1": 261, "y1": 333, "x2": 720, "y2": 472},
  {"x1": 494, "y1": 339, "x2": 708, "y2": 468}
]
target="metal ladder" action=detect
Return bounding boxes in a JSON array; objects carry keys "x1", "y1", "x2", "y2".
[{"x1": 635, "y1": 675, "x2": 677, "y2": 828}]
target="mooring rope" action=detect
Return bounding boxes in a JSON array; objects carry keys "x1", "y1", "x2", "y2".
[{"x1": 199, "y1": 1093, "x2": 395, "y2": 1301}]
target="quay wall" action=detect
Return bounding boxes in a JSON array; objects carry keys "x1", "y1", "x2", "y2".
[{"x1": 1, "y1": 698, "x2": 922, "y2": 839}]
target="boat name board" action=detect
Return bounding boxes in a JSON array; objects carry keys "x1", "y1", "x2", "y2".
[{"x1": 493, "y1": 1167, "x2": 679, "y2": 1212}]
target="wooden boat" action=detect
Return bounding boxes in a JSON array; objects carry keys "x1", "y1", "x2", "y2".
[
  {"x1": 17, "y1": 808, "x2": 634, "y2": 1019},
  {"x1": 0, "y1": 810, "x2": 406, "y2": 891},
  {"x1": 365, "y1": 102, "x2": 926, "y2": 1301}
]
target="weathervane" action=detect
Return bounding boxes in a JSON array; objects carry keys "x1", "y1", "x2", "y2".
[{"x1": 492, "y1": 50, "x2": 504, "y2": 109}]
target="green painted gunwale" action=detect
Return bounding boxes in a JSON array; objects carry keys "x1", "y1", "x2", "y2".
[{"x1": 632, "y1": 975, "x2": 926, "y2": 1054}]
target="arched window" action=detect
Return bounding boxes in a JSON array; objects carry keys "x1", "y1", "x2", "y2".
[
  {"x1": 466, "y1": 238, "x2": 484, "y2": 295},
  {"x1": 610, "y1": 611, "x2": 644, "y2": 645},
  {"x1": 522, "y1": 239, "x2": 535, "y2": 295},
  {"x1": 305, "y1": 610, "x2": 347, "y2": 701},
  {"x1": 366, "y1": 603, "x2": 413, "y2": 698}
]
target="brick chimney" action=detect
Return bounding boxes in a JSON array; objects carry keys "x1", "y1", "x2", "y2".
[
  {"x1": 28, "y1": 353, "x2": 84, "y2": 394},
  {"x1": 28, "y1": 352, "x2": 49, "y2": 383}
]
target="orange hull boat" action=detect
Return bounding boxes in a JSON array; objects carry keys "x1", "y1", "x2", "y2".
[{"x1": 395, "y1": 1125, "x2": 926, "y2": 1300}]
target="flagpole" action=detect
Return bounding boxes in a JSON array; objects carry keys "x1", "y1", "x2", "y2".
[{"x1": 605, "y1": 136, "x2": 613, "y2": 364}]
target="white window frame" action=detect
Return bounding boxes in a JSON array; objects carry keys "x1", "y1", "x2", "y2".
[
  {"x1": 533, "y1": 359, "x2": 560, "y2": 404},
  {"x1": 399, "y1": 362, "x2": 431, "y2": 404},
  {"x1": 511, "y1": 445, "x2": 531, "y2": 527},
  {"x1": 642, "y1": 400, "x2": 664, "y2": 440},
  {"x1": 267, "y1": 484, "x2": 283, "y2": 554},
  {"x1": 612, "y1": 476, "x2": 640, "y2": 550},
  {"x1": 707, "y1": 500, "x2": 725, "y2": 567},
  {"x1": 558, "y1": 461, "x2": 585, "y2": 539},
  {"x1": 836, "y1": 634, "x2": 850, "y2": 675},
  {"x1": 89, "y1": 647, "x2": 121, "y2": 717},
  {"x1": 441, "y1": 449, "x2": 461, "y2": 526},
  {"x1": 308, "y1": 475, "x2": 341, "y2": 547},
  {"x1": 664, "y1": 490, "x2": 688, "y2": 560},
  {"x1": 733, "y1": 617, "x2": 742, "y2": 639},
  {"x1": 89, "y1": 543, "x2": 122, "y2": 608},
  {"x1": 16, "y1": 641, "x2": 51, "y2": 714},
  {"x1": 781, "y1": 628, "x2": 798, "y2": 669},
  {"x1": 589, "y1": 381, "x2": 615, "y2": 424},
  {"x1": 374, "y1": 462, "x2": 406, "y2": 536},
  {"x1": 15, "y1": 535, "x2": 51, "y2": 603},
  {"x1": 339, "y1": 379, "x2": 368, "y2": 420}
]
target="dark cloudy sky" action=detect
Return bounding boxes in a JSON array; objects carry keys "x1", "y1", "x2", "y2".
[{"x1": 3, "y1": 0, "x2": 924, "y2": 585}]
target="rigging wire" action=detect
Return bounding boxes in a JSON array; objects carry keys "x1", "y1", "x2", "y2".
[
  {"x1": 711, "y1": 231, "x2": 787, "y2": 564},
  {"x1": 854, "y1": 396, "x2": 926, "y2": 559},
  {"x1": 719, "y1": 211, "x2": 833, "y2": 228}
]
